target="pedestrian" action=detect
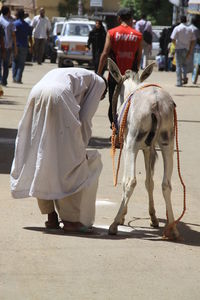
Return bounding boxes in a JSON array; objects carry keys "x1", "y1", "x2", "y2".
[
  {"x1": 12, "y1": 9, "x2": 32, "y2": 84},
  {"x1": 0, "y1": 5, "x2": 17, "y2": 86},
  {"x1": 168, "y1": 40, "x2": 176, "y2": 71},
  {"x1": 97, "y1": 7, "x2": 142, "y2": 128},
  {"x1": 159, "y1": 27, "x2": 173, "y2": 71},
  {"x1": 189, "y1": 16, "x2": 200, "y2": 76},
  {"x1": 10, "y1": 67, "x2": 107, "y2": 233},
  {"x1": 0, "y1": 21, "x2": 5, "y2": 96},
  {"x1": 24, "y1": 12, "x2": 32, "y2": 26},
  {"x1": 31, "y1": 7, "x2": 51, "y2": 65},
  {"x1": 86, "y1": 19, "x2": 106, "y2": 73},
  {"x1": 171, "y1": 15, "x2": 196, "y2": 87},
  {"x1": 135, "y1": 14, "x2": 152, "y2": 69}
]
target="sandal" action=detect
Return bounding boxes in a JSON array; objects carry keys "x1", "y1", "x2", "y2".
[
  {"x1": 62, "y1": 221, "x2": 93, "y2": 234},
  {"x1": 45, "y1": 211, "x2": 60, "y2": 229}
]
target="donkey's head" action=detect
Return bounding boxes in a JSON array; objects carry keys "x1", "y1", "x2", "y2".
[
  {"x1": 107, "y1": 58, "x2": 155, "y2": 121},
  {"x1": 108, "y1": 58, "x2": 155, "y2": 89}
]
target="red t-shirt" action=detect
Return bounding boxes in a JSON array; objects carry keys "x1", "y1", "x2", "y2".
[{"x1": 109, "y1": 25, "x2": 142, "y2": 75}]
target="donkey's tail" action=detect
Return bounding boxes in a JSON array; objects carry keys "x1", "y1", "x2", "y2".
[{"x1": 145, "y1": 102, "x2": 161, "y2": 147}]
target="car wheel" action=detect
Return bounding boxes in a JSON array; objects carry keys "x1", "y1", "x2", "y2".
[{"x1": 50, "y1": 54, "x2": 57, "y2": 63}]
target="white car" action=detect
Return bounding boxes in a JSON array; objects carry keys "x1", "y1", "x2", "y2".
[{"x1": 57, "y1": 18, "x2": 96, "y2": 67}]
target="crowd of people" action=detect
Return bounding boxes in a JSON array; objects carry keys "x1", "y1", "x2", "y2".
[
  {"x1": 157, "y1": 15, "x2": 200, "y2": 86},
  {"x1": 0, "y1": 5, "x2": 51, "y2": 90},
  {"x1": 6, "y1": 5, "x2": 200, "y2": 232}
]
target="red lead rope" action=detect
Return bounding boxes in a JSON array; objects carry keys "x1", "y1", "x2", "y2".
[{"x1": 173, "y1": 107, "x2": 186, "y2": 223}]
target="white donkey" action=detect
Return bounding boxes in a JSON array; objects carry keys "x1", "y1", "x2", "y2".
[{"x1": 108, "y1": 58, "x2": 180, "y2": 240}]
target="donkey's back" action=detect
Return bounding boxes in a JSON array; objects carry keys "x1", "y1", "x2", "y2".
[{"x1": 126, "y1": 84, "x2": 175, "y2": 150}]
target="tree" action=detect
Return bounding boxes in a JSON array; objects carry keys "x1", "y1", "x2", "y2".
[
  {"x1": 120, "y1": 0, "x2": 173, "y2": 25},
  {"x1": 58, "y1": 0, "x2": 79, "y2": 17}
]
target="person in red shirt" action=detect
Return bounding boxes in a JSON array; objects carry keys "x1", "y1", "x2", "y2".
[{"x1": 97, "y1": 7, "x2": 142, "y2": 126}]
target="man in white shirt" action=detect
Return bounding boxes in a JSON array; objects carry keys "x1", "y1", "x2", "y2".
[
  {"x1": 10, "y1": 68, "x2": 106, "y2": 233},
  {"x1": 31, "y1": 7, "x2": 51, "y2": 64},
  {"x1": 135, "y1": 14, "x2": 153, "y2": 69},
  {"x1": 171, "y1": 15, "x2": 196, "y2": 86}
]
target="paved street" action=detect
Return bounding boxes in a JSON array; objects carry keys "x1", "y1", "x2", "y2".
[{"x1": 0, "y1": 61, "x2": 200, "y2": 300}]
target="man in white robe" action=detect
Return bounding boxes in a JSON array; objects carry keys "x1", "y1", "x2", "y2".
[{"x1": 10, "y1": 67, "x2": 106, "y2": 233}]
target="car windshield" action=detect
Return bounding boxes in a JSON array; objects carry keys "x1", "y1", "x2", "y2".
[{"x1": 63, "y1": 23, "x2": 93, "y2": 36}]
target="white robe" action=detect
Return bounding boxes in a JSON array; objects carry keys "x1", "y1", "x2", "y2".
[{"x1": 10, "y1": 68, "x2": 105, "y2": 200}]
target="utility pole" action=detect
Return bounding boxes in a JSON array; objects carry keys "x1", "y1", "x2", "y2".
[
  {"x1": 32, "y1": 0, "x2": 36, "y2": 16},
  {"x1": 172, "y1": 5, "x2": 178, "y2": 24}
]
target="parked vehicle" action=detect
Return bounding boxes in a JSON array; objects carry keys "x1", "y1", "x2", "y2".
[
  {"x1": 48, "y1": 21, "x2": 64, "y2": 63},
  {"x1": 57, "y1": 18, "x2": 96, "y2": 67}
]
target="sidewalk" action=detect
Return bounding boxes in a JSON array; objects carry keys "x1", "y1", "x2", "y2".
[{"x1": 0, "y1": 62, "x2": 200, "y2": 300}]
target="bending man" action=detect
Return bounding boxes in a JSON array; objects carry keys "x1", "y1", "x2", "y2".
[{"x1": 10, "y1": 67, "x2": 106, "y2": 233}]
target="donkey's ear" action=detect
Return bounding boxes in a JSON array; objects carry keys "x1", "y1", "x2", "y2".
[
  {"x1": 139, "y1": 62, "x2": 155, "y2": 83},
  {"x1": 107, "y1": 58, "x2": 122, "y2": 84}
]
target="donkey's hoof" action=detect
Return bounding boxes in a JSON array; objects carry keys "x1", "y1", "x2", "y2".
[
  {"x1": 162, "y1": 224, "x2": 180, "y2": 241},
  {"x1": 150, "y1": 218, "x2": 159, "y2": 228},
  {"x1": 108, "y1": 223, "x2": 118, "y2": 235},
  {"x1": 119, "y1": 218, "x2": 125, "y2": 226}
]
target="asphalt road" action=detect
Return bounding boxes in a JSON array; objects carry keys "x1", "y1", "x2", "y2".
[{"x1": 0, "y1": 61, "x2": 200, "y2": 300}]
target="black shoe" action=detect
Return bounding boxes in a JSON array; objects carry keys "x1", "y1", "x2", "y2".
[{"x1": 183, "y1": 77, "x2": 188, "y2": 84}]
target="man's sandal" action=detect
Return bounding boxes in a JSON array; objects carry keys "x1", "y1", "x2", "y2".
[
  {"x1": 62, "y1": 221, "x2": 93, "y2": 234},
  {"x1": 45, "y1": 211, "x2": 60, "y2": 229}
]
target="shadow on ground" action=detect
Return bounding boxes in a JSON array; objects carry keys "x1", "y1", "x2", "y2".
[
  {"x1": 0, "y1": 128, "x2": 17, "y2": 174},
  {"x1": 24, "y1": 218, "x2": 200, "y2": 247},
  {"x1": 0, "y1": 132, "x2": 111, "y2": 174}
]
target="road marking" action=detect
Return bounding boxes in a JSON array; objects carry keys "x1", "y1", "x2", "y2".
[
  {"x1": 94, "y1": 224, "x2": 134, "y2": 233},
  {"x1": 96, "y1": 199, "x2": 115, "y2": 206}
]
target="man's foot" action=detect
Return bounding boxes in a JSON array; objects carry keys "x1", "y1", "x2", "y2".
[
  {"x1": 45, "y1": 211, "x2": 60, "y2": 229},
  {"x1": 183, "y1": 77, "x2": 188, "y2": 84},
  {"x1": 62, "y1": 221, "x2": 93, "y2": 234}
]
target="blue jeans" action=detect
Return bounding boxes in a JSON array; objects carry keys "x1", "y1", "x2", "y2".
[
  {"x1": 12, "y1": 47, "x2": 28, "y2": 83},
  {"x1": 0, "y1": 48, "x2": 12, "y2": 86},
  {"x1": 175, "y1": 49, "x2": 188, "y2": 86}
]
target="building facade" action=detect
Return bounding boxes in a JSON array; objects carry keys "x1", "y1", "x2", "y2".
[{"x1": 2, "y1": 0, "x2": 121, "y2": 21}]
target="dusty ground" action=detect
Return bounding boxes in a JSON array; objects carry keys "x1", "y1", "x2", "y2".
[{"x1": 0, "y1": 61, "x2": 199, "y2": 300}]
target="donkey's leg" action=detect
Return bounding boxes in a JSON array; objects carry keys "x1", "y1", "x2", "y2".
[
  {"x1": 160, "y1": 142, "x2": 179, "y2": 239},
  {"x1": 109, "y1": 148, "x2": 138, "y2": 235},
  {"x1": 143, "y1": 148, "x2": 159, "y2": 228}
]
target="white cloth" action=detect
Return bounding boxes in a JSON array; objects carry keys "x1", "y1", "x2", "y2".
[
  {"x1": 10, "y1": 68, "x2": 105, "y2": 200},
  {"x1": 31, "y1": 15, "x2": 51, "y2": 39},
  {"x1": 55, "y1": 150, "x2": 101, "y2": 226},
  {"x1": 170, "y1": 23, "x2": 196, "y2": 50}
]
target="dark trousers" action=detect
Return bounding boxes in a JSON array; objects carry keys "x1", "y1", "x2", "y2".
[
  {"x1": 108, "y1": 75, "x2": 117, "y2": 127},
  {"x1": 34, "y1": 38, "x2": 46, "y2": 64},
  {"x1": 0, "y1": 48, "x2": 12, "y2": 85},
  {"x1": 12, "y1": 47, "x2": 28, "y2": 83}
]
